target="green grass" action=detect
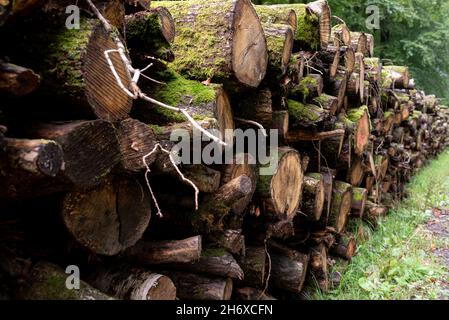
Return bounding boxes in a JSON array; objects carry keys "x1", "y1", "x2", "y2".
[{"x1": 316, "y1": 150, "x2": 449, "y2": 300}]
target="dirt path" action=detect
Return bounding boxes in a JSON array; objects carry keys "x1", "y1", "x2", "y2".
[{"x1": 426, "y1": 203, "x2": 449, "y2": 299}]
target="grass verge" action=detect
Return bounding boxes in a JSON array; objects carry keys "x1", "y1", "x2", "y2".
[{"x1": 316, "y1": 150, "x2": 449, "y2": 300}]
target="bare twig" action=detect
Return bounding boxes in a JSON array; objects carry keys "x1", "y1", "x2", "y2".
[{"x1": 234, "y1": 117, "x2": 268, "y2": 137}]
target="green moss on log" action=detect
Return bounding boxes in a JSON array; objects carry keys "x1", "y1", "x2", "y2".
[{"x1": 288, "y1": 99, "x2": 325, "y2": 127}]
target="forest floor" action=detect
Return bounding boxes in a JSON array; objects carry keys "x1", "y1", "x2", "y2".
[{"x1": 315, "y1": 150, "x2": 449, "y2": 300}]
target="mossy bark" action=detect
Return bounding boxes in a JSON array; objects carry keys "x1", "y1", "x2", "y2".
[
  {"x1": 262, "y1": 23, "x2": 294, "y2": 77},
  {"x1": 289, "y1": 74, "x2": 323, "y2": 102},
  {"x1": 329, "y1": 180, "x2": 352, "y2": 233},
  {"x1": 125, "y1": 7, "x2": 175, "y2": 61},
  {"x1": 288, "y1": 99, "x2": 328, "y2": 128},
  {"x1": 154, "y1": 0, "x2": 268, "y2": 88}
]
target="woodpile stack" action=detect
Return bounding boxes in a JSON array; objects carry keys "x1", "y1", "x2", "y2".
[{"x1": 0, "y1": 0, "x2": 448, "y2": 300}]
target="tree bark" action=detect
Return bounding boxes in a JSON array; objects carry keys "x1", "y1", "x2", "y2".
[
  {"x1": 329, "y1": 181, "x2": 352, "y2": 233},
  {"x1": 124, "y1": 236, "x2": 202, "y2": 265},
  {"x1": 154, "y1": 0, "x2": 268, "y2": 88},
  {"x1": 301, "y1": 173, "x2": 325, "y2": 222},
  {"x1": 0, "y1": 61, "x2": 40, "y2": 96}
]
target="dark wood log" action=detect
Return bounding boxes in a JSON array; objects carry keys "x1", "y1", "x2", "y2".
[
  {"x1": 18, "y1": 261, "x2": 113, "y2": 300},
  {"x1": 313, "y1": 93, "x2": 338, "y2": 116},
  {"x1": 363, "y1": 201, "x2": 388, "y2": 228},
  {"x1": 61, "y1": 175, "x2": 151, "y2": 256},
  {"x1": 331, "y1": 233, "x2": 357, "y2": 260},
  {"x1": 301, "y1": 173, "x2": 325, "y2": 222},
  {"x1": 125, "y1": 7, "x2": 175, "y2": 61},
  {"x1": 235, "y1": 88, "x2": 273, "y2": 129},
  {"x1": 125, "y1": 236, "x2": 202, "y2": 265},
  {"x1": 239, "y1": 246, "x2": 267, "y2": 289},
  {"x1": 0, "y1": 61, "x2": 40, "y2": 96},
  {"x1": 170, "y1": 247, "x2": 244, "y2": 280},
  {"x1": 0, "y1": 0, "x2": 43, "y2": 25},
  {"x1": 257, "y1": 147, "x2": 303, "y2": 220},
  {"x1": 28, "y1": 120, "x2": 120, "y2": 189},
  {"x1": 268, "y1": 241, "x2": 309, "y2": 294},
  {"x1": 154, "y1": 0, "x2": 268, "y2": 87},
  {"x1": 340, "y1": 106, "x2": 371, "y2": 156},
  {"x1": 308, "y1": 243, "x2": 329, "y2": 292},
  {"x1": 234, "y1": 287, "x2": 276, "y2": 300},
  {"x1": 88, "y1": 264, "x2": 176, "y2": 300},
  {"x1": 262, "y1": 23, "x2": 294, "y2": 77},
  {"x1": 0, "y1": 138, "x2": 64, "y2": 199},
  {"x1": 272, "y1": 111, "x2": 289, "y2": 139},
  {"x1": 287, "y1": 99, "x2": 329, "y2": 128},
  {"x1": 162, "y1": 271, "x2": 233, "y2": 300},
  {"x1": 329, "y1": 181, "x2": 352, "y2": 233},
  {"x1": 208, "y1": 229, "x2": 245, "y2": 257}
]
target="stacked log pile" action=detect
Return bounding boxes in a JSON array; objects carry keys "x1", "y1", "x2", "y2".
[{"x1": 0, "y1": 0, "x2": 448, "y2": 300}]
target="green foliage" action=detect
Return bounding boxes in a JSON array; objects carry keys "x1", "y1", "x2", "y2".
[{"x1": 257, "y1": 0, "x2": 449, "y2": 103}]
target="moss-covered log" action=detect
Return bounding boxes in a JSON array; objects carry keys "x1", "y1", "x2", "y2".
[
  {"x1": 125, "y1": 236, "x2": 202, "y2": 265},
  {"x1": 289, "y1": 74, "x2": 324, "y2": 102},
  {"x1": 288, "y1": 99, "x2": 328, "y2": 128},
  {"x1": 19, "y1": 261, "x2": 113, "y2": 300},
  {"x1": 140, "y1": 69, "x2": 234, "y2": 144},
  {"x1": 88, "y1": 264, "x2": 177, "y2": 300},
  {"x1": 331, "y1": 233, "x2": 356, "y2": 260},
  {"x1": 331, "y1": 24, "x2": 351, "y2": 46},
  {"x1": 329, "y1": 180, "x2": 352, "y2": 233},
  {"x1": 340, "y1": 106, "x2": 371, "y2": 156},
  {"x1": 3, "y1": 16, "x2": 133, "y2": 121},
  {"x1": 239, "y1": 246, "x2": 267, "y2": 289},
  {"x1": 208, "y1": 229, "x2": 245, "y2": 257},
  {"x1": 351, "y1": 187, "x2": 368, "y2": 218},
  {"x1": 125, "y1": 7, "x2": 175, "y2": 61},
  {"x1": 325, "y1": 70, "x2": 347, "y2": 112},
  {"x1": 262, "y1": 23, "x2": 294, "y2": 77},
  {"x1": 256, "y1": 147, "x2": 303, "y2": 220},
  {"x1": 0, "y1": 138, "x2": 63, "y2": 199},
  {"x1": 62, "y1": 175, "x2": 152, "y2": 256},
  {"x1": 235, "y1": 88, "x2": 273, "y2": 129},
  {"x1": 382, "y1": 66, "x2": 410, "y2": 89},
  {"x1": 154, "y1": 0, "x2": 268, "y2": 87},
  {"x1": 255, "y1": 5, "x2": 297, "y2": 32}
]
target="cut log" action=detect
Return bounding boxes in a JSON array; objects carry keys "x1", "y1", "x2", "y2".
[
  {"x1": 309, "y1": 243, "x2": 329, "y2": 292},
  {"x1": 154, "y1": 0, "x2": 268, "y2": 87},
  {"x1": 313, "y1": 94, "x2": 338, "y2": 116},
  {"x1": 326, "y1": 70, "x2": 347, "y2": 112},
  {"x1": 331, "y1": 24, "x2": 351, "y2": 46},
  {"x1": 301, "y1": 173, "x2": 325, "y2": 222},
  {"x1": 220, "y1": 153, "x2": 258, "y2": 215},
  {"x1": 88, "y1": 264, "x2": 176, "y2": 300},
  {"x1": 331, "y1": 233, "x2": 356, "y2": 260},
  {"x1": 347, "y1": 155, "x2": 365, "y2": 187},
  {"x1": 7, "y1": 17, "x2": 133, "y2": 121},
  {"x1": 62, "y1": 175, "x2": 151, "y2": 256},
  {"x1": 235, "y1": 287, "x2": 276, "y2": 300},
  {"x1": 162, "y1": 272, "x2": 232, "y2": 300},
  {"x1": 262, "y1": 23, "x2": 294, "y2": 76},
  {"x1": 382, "y1": 66, "x2": 410, "y2": 89},
  {"x1": 195, "y1": 175, "x2": 252, "y2": 232},
  {"x1": 19, "y1": 261, "x2": 113, "y2": 300},
  {"x1": 235, "y1": 88, "x2": 273, "y2": 129},
  {"x1": 289, "y1": 74, "x2": 324, "y2": 102},
  {"x1": 306, "y1": 0, "x2": 331, "y2": 49},
  {"x1": 363, "y1": 201, "x2": 388, "y2": 228},
  {"x1": 257, "y1": 147, "x2": 303, "y2": 220},
  {"x1": 268, "y1": 242, "x2": 309, "y2": 294},
  {"x1": 351, "y1": 32, "x2": 374, "y2": 57},
  {"x1": 271, "y1": 111, "x2": 289, "y2": 141},
  {"x1": 0, "y1": 61, "x2": 40, "y2": 96},
  {"x1": 125, "y1": 7, "x2": 175, "y2": 61},
  {"x1": 351, "y1": 187, "x2": 368, "y2": 218},
  {"x1": 28, "y1": 120, "x2": 120, "y2": 189},
  {"x1": 0, "y1": 138, "x2": 64, "y2": 199},
  {"x1": 125, "y1": 236, "x2": 202, "y2": 265},
  {"x1": 239, "y1": 246, "x2": 267, "y2": 289},
  {"x1": 288, "y1": 100, "x2": 328, "y2": 128},
  {"x1": 255, "y1": 6, "x2": 297, "y2": 33},
  {"x1": 142, "y1": 69, "x2": 234, "y2": 144},
  {"x1": 329, "y1": 181, "x2": 352, "y2": 233},
  {"x1": 340, "y1": 106, "x2": 371, "y2": 156},
  {"x1": 208, "y1": 229, "x2": 245, "y2": 257},
  {"x1": 169, "y1": 247, "x2": 244, "y2": 280}
]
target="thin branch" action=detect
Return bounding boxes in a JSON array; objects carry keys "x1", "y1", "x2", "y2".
[{"x1": 234, "y1": 117, "x2": 268, "y2": 137}]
